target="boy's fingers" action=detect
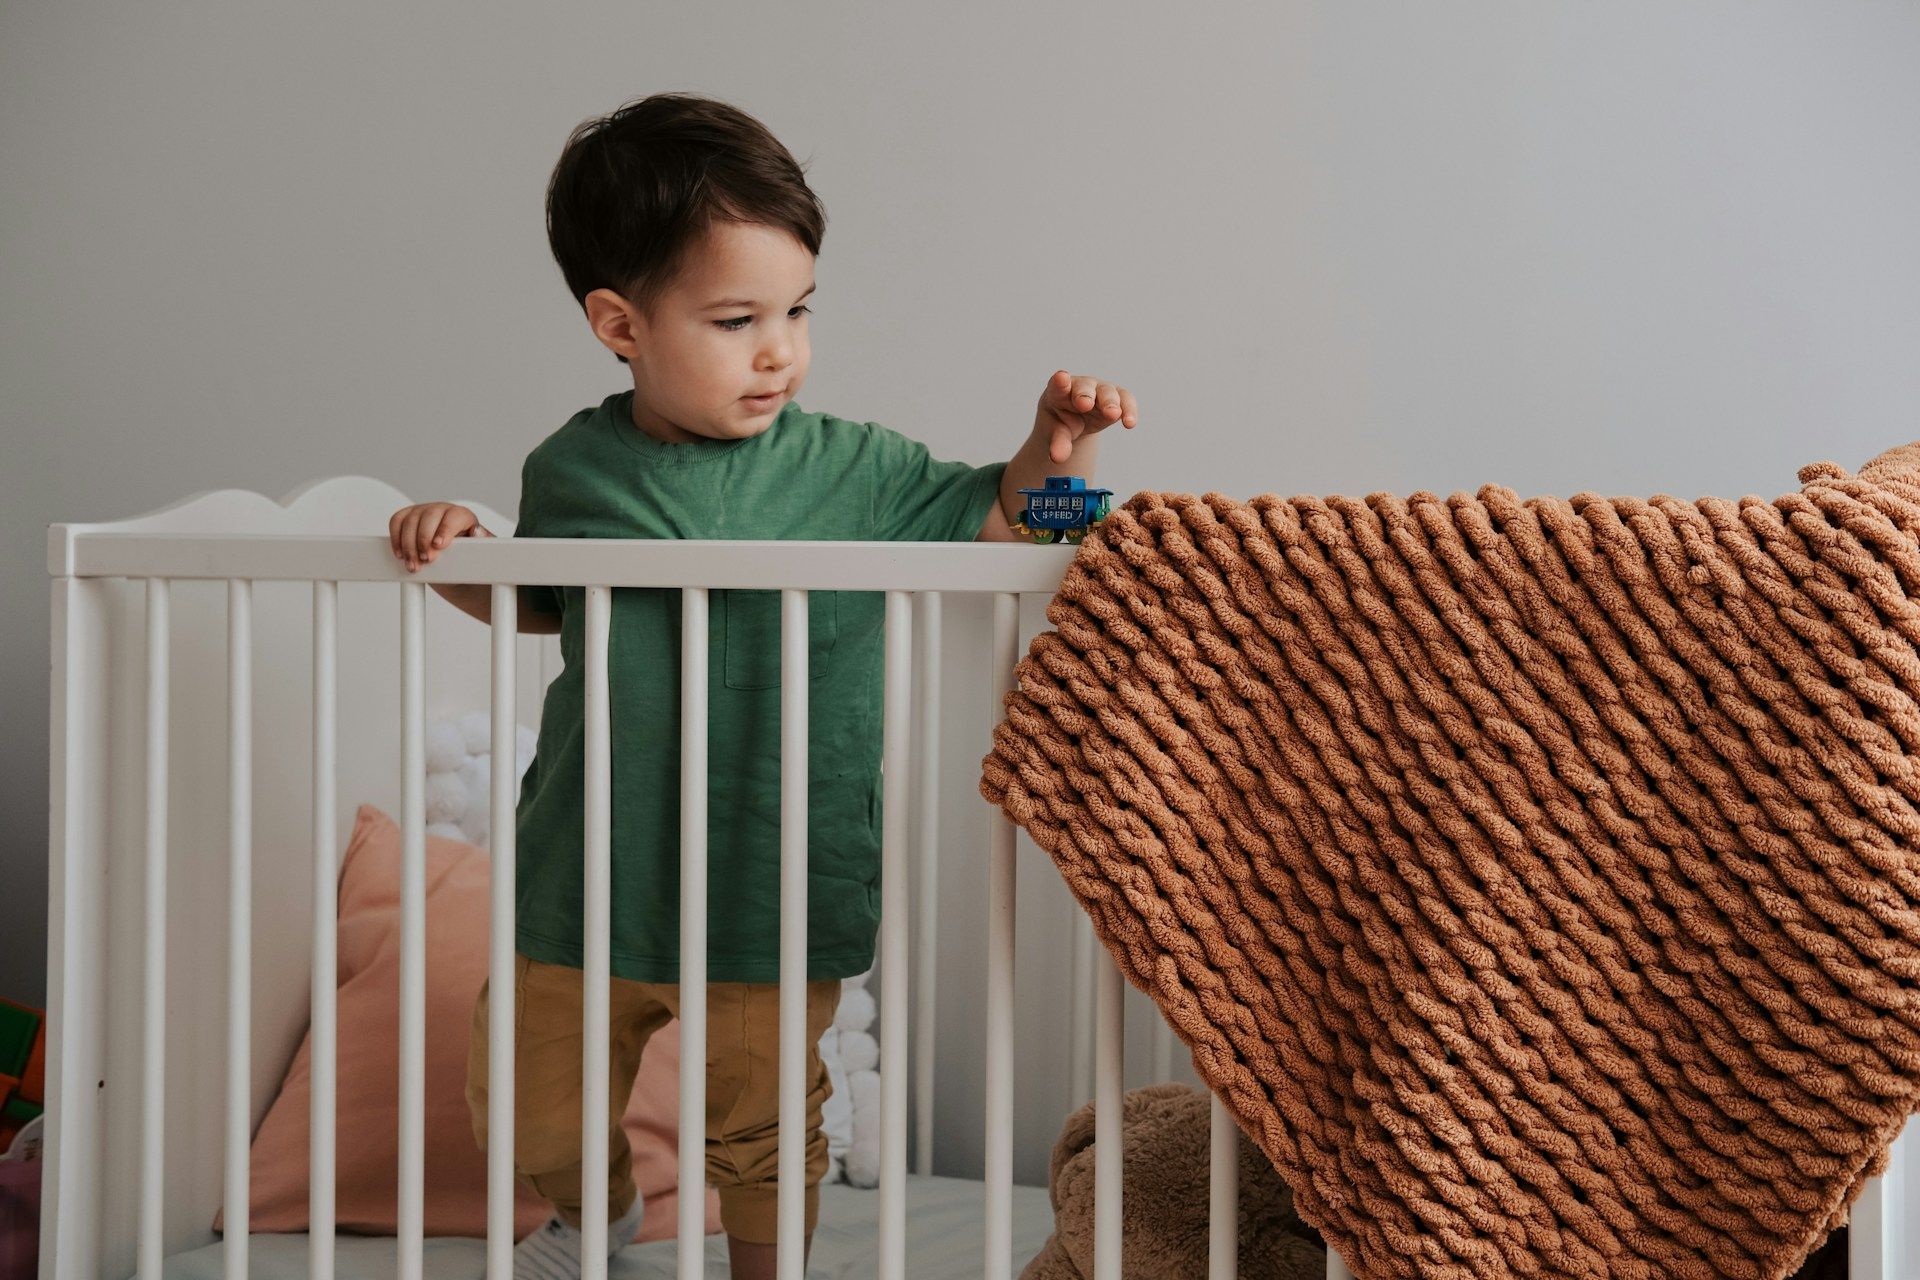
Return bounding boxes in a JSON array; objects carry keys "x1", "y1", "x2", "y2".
[
  {"x1": 428, "y1": 508, "x2": 460, "y2": 557},
  {"x1": 1051, "y1": 423, "x2": 1073, "y2": 464},
  {"x1": 1044, "y1": 372, "x2": 1075, "y2": 412},
  {"x1": 1098, "y1": 385, "x2": 1122, "y2": 419},
  {"x1": 396, "y1": 510, "x2": 421, "y2": 570},
  {"x1": 1121, "y1": 388, "x2": 1139, "y2": 427},
  {"x1": 439, "y1": 509, "x2": 479, "y2": 547},
  {"x1": 411, "y1": 507, "x2": 439, "y2": 561},
  {"x1": 414, "y1": 510, "x2": 437, "y2": 564},
  {"x1": 1071, "y1": 375, "x2": 1097, "y2": 407}
]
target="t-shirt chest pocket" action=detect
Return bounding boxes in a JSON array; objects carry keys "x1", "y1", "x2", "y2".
[{"x1": 721, "y1": 589, "x2": 839, "y2": 690}]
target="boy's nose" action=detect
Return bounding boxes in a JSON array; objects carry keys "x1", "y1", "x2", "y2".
[{"x1": 757, "y1": 331, "x2": 796, "y2": 370}]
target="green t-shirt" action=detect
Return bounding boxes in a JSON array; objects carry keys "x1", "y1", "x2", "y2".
[{"x1": 511, "y1": 390, "x2": 1007, "y2": 983}]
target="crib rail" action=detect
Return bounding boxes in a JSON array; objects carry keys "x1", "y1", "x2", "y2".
[
  {"x1": 50, "y1": 531, "x2": 1075, "y2": 593},
  {"x1": 45, "y1": 523, "x2": 1320, "y2": 1280}
]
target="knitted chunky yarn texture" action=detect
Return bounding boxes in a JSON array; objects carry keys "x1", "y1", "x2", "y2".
[{"x1": 979, "y1": 444, "x2": 1920, "y2": 1279}]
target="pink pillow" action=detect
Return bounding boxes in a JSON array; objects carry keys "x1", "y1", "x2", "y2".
[{"x1": 217, "y1": 804, "x2": 720, "y2": 1242}]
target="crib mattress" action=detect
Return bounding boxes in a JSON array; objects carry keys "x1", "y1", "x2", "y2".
[{"x1": 159, "y1": 1175, "x2": 1056, "y2": 1279}]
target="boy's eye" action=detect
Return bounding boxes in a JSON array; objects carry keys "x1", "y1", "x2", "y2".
[{"x1": 715, "y1": 305, "x2": 812, "y2": 333}]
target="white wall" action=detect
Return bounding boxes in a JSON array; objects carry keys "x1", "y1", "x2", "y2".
[{"x1": 7, "y1": 0, "x2": 1920, "y2": 1187}]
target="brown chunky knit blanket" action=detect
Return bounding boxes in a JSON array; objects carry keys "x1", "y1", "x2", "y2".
[{"x1": 979, "y1": 444, "x2": 1920, "y2": 1280}]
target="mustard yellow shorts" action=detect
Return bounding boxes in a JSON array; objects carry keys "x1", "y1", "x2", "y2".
[{"x1": 466, "y1": 953, "x2": 840, "y2": 1244}]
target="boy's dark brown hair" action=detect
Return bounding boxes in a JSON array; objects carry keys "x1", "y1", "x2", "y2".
[{"x1": 546, "y1": 93, "x2": 826, "y2": 359}]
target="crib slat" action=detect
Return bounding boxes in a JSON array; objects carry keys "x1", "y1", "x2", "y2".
[
  {"x1": 777, "y1": 589, "x2": 809, "y2": 1278},
  {"x1": 582, "y1": 584, "x2": 613, "y2": 1277},
  {"x1": 984, "y1": 591, "x2": 1019, "y2": 1280},
  {"x1": 1152, "y1": 1016, "x2": 1175, "y2": 1083},
  {"x1": 398, "y1": 582, "x2": 427, "y2": 1280},
  {"x1": 487, "y1": 586, "x2": 518, "y2": 1280},
  {"x1": 1854, "y1": 1189, "x2": 1883, "y2": 1280},
  {"x1": 1852, "y1": 1124, "x2": 1920, "y2": 1277},
  {"x1": 225, "y1": 580, "x2": 252, "y2": 1280},
  {"x1": 878, "y1": 591, "x2": 912, "y2": 1279},
  {"x1": 139, "y1": 578, "x2": 169, "y2": 1280},
  {"x1": 1070, "y1": 913, "x2": 1095, "y2": 1105},
  {"x1": 1209, "y1": 1095, "x2": 1238, "y2": 1279},
  {"x1": 679, "y1": 587, "x2": 709, "y2": 1280},
  {"x1": 1094, "y1": 958, "x2": 1123, "y2": 1280},
  {"x1": 912, "y1": 590, "x2": 941, "y2": 1179},
  {"x1": 310, "y1": 582, "x2": 338, "y2": 1280}
]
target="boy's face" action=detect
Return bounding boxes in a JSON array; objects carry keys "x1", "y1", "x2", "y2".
[{"x1": 587, "y1": 220, "x2": 815, "y2": 446}]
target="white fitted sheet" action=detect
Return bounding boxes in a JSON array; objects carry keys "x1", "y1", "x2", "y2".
[{"x1": 159, "y1": 1174, "x2": 1056, "y2": 1280}]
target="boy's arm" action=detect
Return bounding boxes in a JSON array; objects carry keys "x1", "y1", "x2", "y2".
[{"x1": 430, "y1": 583, "x2": 563, "y2": 633}]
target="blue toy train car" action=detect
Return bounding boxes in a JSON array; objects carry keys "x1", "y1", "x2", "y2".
[{"x1": 1012, "y1": 475, "x2": 1114, "y2": 544}]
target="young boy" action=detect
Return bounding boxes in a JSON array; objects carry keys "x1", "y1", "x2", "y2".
[{"x1": 388, "y1": 92, "x2": 1139, "y2": 1280}]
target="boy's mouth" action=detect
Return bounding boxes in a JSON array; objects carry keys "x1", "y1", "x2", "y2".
[{"x1": 740, "y1": 388, "x2": 785, "y2": 410}]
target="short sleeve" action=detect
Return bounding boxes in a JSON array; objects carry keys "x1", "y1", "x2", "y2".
[
  {"x1": 864, "y1": 422, "x2": 1008, "y2": 542},
  {"x1": 511, "y1": 450, "x2": 564, "y2": 617}
]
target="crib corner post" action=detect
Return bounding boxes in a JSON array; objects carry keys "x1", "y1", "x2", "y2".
[{"x1": 45, "y1": 574, "x2": 110, "y2": 1280}]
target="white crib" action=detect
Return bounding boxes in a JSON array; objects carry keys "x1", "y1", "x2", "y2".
[{"x1": 43, "y1": 478, "x2": 1913, "y2": 1280}]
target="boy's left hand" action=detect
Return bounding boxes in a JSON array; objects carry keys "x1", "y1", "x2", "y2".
[{"x1": 1036, "y1": 369, "x2": 1139, "y2": 464}]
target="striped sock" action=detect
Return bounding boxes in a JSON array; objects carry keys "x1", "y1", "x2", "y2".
[{"x1": 511, "y1": 1193, "x2": 646, "y2": 1280}]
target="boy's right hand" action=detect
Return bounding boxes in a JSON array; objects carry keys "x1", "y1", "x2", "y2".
[{"x1": 389, "y1": 502, "x2": 491, "y2": 572}]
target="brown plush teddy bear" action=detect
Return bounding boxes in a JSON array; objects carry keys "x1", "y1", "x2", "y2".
[
  {"x1": 1021, "y1": 1085, "x2": 1854, "y2": 1280},
  {"x1": 1021, "y1": 1083, "x2": 1327, "y2": 1279}
]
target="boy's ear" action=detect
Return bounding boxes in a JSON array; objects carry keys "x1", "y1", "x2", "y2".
[{"x1": 583, "y1": 288, "x2": 644, "y2": 362}]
